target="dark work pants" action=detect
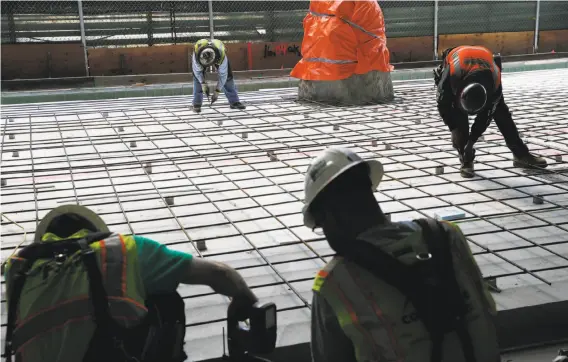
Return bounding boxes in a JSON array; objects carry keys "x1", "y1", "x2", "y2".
[{"x1": 442, "y1": 95, "x2": 530, "y2": 156}]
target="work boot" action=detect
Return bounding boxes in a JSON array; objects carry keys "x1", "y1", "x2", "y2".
[
  {"x1": 230, "y1": 102, "x2": 246, "y2": 110},
  {"x1": 192, "y1": 105, "x2": 201, "y2": 113},
  {"x1": 513, "y1": 152, "x2": 548, "y2": 169},
  {"x1": 459, "y1": 142, "x2": 476, "y2": 178}
]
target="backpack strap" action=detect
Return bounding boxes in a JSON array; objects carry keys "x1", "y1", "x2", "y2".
[{"x1": 414, "y1": 219, "x2": 476, "y2": 362}]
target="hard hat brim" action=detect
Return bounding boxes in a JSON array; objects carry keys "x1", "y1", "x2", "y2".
[
  {"x1": 302, "y1": 159, "x2": 384, "y2": 229},
  {"x1": 34, "y1": 204, "x2": 110, "y2": 243}
]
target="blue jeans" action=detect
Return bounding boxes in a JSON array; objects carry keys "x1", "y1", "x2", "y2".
[{"x1": 193, "y1": 77, "x2": 240, "y2": 106}]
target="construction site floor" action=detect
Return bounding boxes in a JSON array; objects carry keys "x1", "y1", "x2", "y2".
[{"x1": 1, "y1": 68, "x2": 568, "y2": 361}]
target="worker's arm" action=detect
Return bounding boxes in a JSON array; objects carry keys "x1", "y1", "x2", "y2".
[
  {"x1": 436, "y1": 66, "x2": 464, "y2": 131},
  {"x1": 192, "y1": 52, "x2": 205, "y2": 84},
  {"x1": 311, "y1": 293, "x2": 357, "y2": 362},
  {"x1": 215, "y1": 56, "x2": 229, "y2": 92},
  {"x1": 183, "y1": 257, "x2": 257, "y2": 303},
  {"x1": 134, "y1": 235, "x2": 257, "y2": 304}
]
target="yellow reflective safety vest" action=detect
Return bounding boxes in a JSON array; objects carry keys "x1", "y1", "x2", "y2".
[
  {"x1": 312, "y1": 221, "x2": 500, "y2": 362},
  {"x1": 4, "y1": 230, "x2": 147, "y2": 362},
  {"x1": 194, "y1": 38, "x2": 227, "y2": 65}
]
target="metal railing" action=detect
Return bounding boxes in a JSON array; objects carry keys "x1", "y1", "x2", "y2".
[{"x1": 1, "y1": 1, "x2": 567, "y2": 74}]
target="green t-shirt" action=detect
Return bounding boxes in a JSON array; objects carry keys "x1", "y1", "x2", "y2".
[{"x1": 133, "y1": 235, "x2": 193, "y2": 295}]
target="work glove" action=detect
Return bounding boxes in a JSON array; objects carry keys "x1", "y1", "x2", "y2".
[
  {"x1": 210, "y1": 90, "x2": 220, "y2": 105},
  {"x1": 201, "y1": 83, "x2": 210, "y2": 96},
  {"x1": 228, "y1": 289, "x2": 259, "y2": 321}
]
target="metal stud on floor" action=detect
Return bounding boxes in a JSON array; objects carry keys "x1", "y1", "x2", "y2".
[
  {"x1": 1, "y1": 178, "x2": 6, "y2": 187},
  {"x1": 478, "y1": 135, "x2": 484, "y2": 142},
  {"x1": 165, "y1": 196, "x2": 175, "y2": 206},
  {"x1": 130, "y1": 141, "x2": 137, "y2": 148},
  {"x1": 385, "y1": 143, "x2": 392, "y2": 150},
  {"x1": 217, "y1": 120, "x2": 223, "y2": 126},
  {"x1": 555, "y1": 155, "x2": 563, "y2": 162},
  {"x1": 144, "y1": 163, "x2": 152, "y2": 174},
  {"x1": 102, "y1": 112, "x2": 108, "y2": 117},
  {"x1": 268, "y1": 151, "x2": 278, "y2": 161},
  {"x1": 118, "y1": 126, "x2": 124, "y2": 132},
  {"x1": 333, "y1": 124, "x2": 339, "y2": 131},
  {"x1": 385, "y1": 213, "x2": 392, "y2": 222},
  {"x1": 12, "y1": 150, "x2": 19, "y2": 157},
  {"x1": 8, "y1": 134, "x2": 15, "y2": 140},
  {"x1": 486, "y1": 277, "x2": 501, "y2": 293},
  {"x1": 533, "y1": 195, "x2": 544, "y2": 205},
  {"x1": 196, "y1": 240, "x2": 207, "y2": 251},
  {"x1": 435, "y1": 166, "x2": 444, "y2": 175},
  {"x1": 371, "y1": 139, "x2": 377, "y2": 147},
  {"x1": 414, "y1": 119, "x2": 421, "y2": 125},
  {"x1": 242, "y1": 132, "x2": 248, "y2": 139},
  {"x1": 9, "y1": 118, "x2": 13, "y2": 122}
]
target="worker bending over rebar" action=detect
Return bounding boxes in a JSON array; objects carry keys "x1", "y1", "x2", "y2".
[
  {"x1": 434, "y1": 45, "x2": 547, "y2": 178},
  {"x1": 192, "y1": 38, "x2": 246, "y2": 113}
]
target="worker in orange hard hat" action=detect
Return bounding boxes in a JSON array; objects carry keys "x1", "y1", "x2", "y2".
[{"x1": 434, "y1": 45, "x2": 547, "y2": 178}]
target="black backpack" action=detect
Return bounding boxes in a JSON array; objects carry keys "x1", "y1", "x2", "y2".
[{"x1": 341, "y1": 218, "x2": 476, "y2": 362}]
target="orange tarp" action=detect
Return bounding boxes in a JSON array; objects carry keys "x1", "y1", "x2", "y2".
[{"x1": 290, "y1": 0, "x2": 394, "y2": 81}]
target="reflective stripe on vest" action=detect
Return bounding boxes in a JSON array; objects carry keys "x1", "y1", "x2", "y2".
[
  {"x1": 304, "y1": 58, "x2": 357, "y2": 64},
  {"x1": 310, "y1": 10, "x2": 382, "y2": 40},
  {"x1": 12, "y1": 296, "x2": 140, "y2": 351},
  {"x1": 9, "y1": 233, "x2": 147, "y2": 356},
  {"x1": 448, "y1": 46, "x2": 501, "y2": 88},
  {"x1": 313, "y1": 258, "x2": 400, "y2": 362}
]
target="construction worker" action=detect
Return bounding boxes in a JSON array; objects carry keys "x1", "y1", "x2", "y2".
[
  {"x1": 434, "y1": 45, "x2": 547, "y2": 178},
  {"x1": 3, "y1": 204, "x2": 258, "y2": 362},
  {"x1": 192, "y1": 38, "x2": 246, "y2": 113},
  {"x1": 305, "y1": 147, "x2": 501, "y2": 362}
]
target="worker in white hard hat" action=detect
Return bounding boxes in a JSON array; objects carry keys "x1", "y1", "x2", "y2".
[
  {"x1": 304, "y1": 147, "x2": 500, "y2": 362},
  {"x1": 3, "y1": 204, "x2": 257, "y2": 362},
  {"x1": 191, "y1": 38, "x2": 246, "y2": 113}
]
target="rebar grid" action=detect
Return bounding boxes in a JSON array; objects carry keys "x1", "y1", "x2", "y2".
[{"x1": 1, "y1": 70, "x2": 568, "y2": 358}]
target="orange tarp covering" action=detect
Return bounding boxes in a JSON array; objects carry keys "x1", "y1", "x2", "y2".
[{"x1": 290, "y1": 0, "x2": 394, "y2": 81}]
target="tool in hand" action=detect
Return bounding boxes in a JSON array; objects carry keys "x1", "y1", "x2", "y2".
[{"x1": 225, "y1": 300, "x2": 277, "y2": 362}]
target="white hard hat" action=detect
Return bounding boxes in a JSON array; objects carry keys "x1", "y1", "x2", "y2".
[
  {"x1": 302, "y1": 147, "x2": 384, "y2": 229},
  {"x1": 198, "y1": 47, "x2": 217, "y2": 67}
]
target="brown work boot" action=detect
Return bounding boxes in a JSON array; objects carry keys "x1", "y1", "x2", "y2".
[
  {"x1": 459, "y1": 142, "x2": 476, "y2": 178},
  {"x1": 513, "y1": 153, "x2": 548, "y2": 169}
]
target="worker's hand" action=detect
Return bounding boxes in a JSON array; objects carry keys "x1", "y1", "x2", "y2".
[
  {"x1": 210, "y1": 90, "x2": 220, "y2": 104},
  {"x1": 229, "y1": 289, "x2": 259, "y2": 321},
  {"x1": 201, "y1": 83, "x2": 210, "y2": 96}
]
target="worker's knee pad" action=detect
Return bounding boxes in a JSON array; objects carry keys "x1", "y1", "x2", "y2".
[{"x1": 141, "y1": 293, "x2": 187, "y2": 362}]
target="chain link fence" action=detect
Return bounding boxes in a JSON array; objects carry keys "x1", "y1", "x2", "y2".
[
  {"x1": 1, "y1": 1, "x2": 567, "y2": 63},
  {"x1": 1, "y1": 1, "x2": 80, "y2": 44}
]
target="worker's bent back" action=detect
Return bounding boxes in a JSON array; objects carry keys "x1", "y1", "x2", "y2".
[{"x1": 311, "y1": 220, "x2": 500, "y2": 362}]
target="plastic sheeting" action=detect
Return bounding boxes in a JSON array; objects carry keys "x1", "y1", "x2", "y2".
[{"x1": 290, "y1": 0, "x2": 394, "y2": 81}]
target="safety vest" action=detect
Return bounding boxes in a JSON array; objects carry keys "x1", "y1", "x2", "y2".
[
  {"x1": 312, "y1": 221, "x2": 500, "y2": 362},
  {"x1": 4, "y1": 231, "x2": 147, "y2": 362},
  {"x1": 446, "y1": 45, "x2": 501, "y2": 89},
  {"x1": 194, "y1": 38, "x2": 226, "y2": 66}
]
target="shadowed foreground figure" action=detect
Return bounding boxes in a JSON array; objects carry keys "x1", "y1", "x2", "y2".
[
  {"x1": 434, "y1": 45, "x2": 547, "y2": 178},
  {"x1": 3, "y1": 205, "x2": 257, "y2": 362},
  {"x1": 304, "y1": 147, "x2": 501, "y2": 362}
]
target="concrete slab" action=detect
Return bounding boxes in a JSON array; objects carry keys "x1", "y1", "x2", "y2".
[{"x1": 1, "y1": 68, "x2": 568, "y2": 361}]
